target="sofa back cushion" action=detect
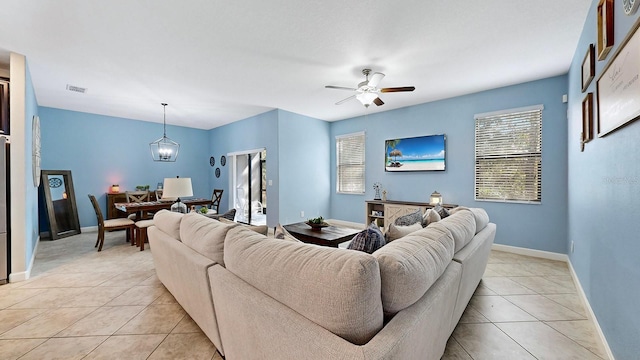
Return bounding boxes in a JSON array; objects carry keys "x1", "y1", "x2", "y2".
[
  {"x1": 433, "y1": 209, "x2": 476, "y2": 252},
  {"x1": 386, "y1": 222, "x2": 423, "y2": 242},
  {"x1": 224, "y1": 226, "x2": 384, "y2": 345},
  {"x1": 180, "y1": 213, "x2": 239, "y2": 266},
  {"x1": 373, "y1": 223, "x2": 455, "y2": 315},
  {"x1": 153, "y1": 210, "x2": 184, "y2": 241},
  {"x1": 470, "y1": 208, "x2": 490, "y2": 233},
  {"x1": 449, "y1": 207, "x2": 490, "y2": 234}
]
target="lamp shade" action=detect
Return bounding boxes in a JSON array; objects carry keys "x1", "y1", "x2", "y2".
[{"x1": 162, "y1": 177, "x2": 193, "y2": 199}]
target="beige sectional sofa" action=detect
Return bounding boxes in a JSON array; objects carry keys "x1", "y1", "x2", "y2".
[{"x1": 148, "y1": 207, "x2": 496, "y2": 360}]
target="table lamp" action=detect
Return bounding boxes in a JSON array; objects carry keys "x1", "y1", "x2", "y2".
[
  {"x1": 429, "y1": 191, "x2": 442, "y2": 206},
  {"x1": 162, "y1": 177, "x2": 193, "y2": 213}
]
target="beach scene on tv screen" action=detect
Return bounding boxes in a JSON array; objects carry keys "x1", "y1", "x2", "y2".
[{"x1": 385, "y1": 134, "x2": 445, "y2": 171}]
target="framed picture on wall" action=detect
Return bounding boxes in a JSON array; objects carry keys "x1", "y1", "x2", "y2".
[
  {"x1": 582, "y1": 93, "x2": 594, "y2": 147},
  {"x1": 597, "y1": 16, "x2": 640, "y2": 136},
  {"x1": 582, "y1": 44, "x2": 595, "y2": 92},
  {"x1": 597, "y1": 0, "x2": 615, "y2": 60}
]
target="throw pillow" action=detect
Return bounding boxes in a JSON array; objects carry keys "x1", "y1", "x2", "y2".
[
  {"x1": 433, "y1": 205, "x2": 450, "y2": 219},
  {"x1": 348, "y1": 222, "x2": 386, "y2": 254},
  {"x1": 386, "y1": 222, "x2": 423, "y2": 242},
  {"x1": 274, "y1": 223, "x2": 302, "y2": 242},
  {"x1": 220, "y1": 208, "x2": 237, "y2": 221},
  {"x1": 422, "y1": 208, "x2": 441, "y2": 227},
  {"x1": 394, "y1": 209, "x2": 423, "y2": 226}
]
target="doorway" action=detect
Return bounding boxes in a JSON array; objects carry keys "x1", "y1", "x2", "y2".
[{"x1": 229, "y1": 148, "x2": 266, "y2": 225}]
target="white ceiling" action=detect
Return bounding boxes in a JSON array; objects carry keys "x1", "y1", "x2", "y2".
[{"x1": 0, "y1": 0, "x2": 590, "y2": 130}]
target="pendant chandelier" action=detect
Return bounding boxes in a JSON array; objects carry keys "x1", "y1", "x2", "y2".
[{"x1": 149, "y1": 103, "x2": 180, "y2": 162}]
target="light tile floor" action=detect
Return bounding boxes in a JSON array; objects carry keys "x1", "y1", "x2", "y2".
[{"x1": 0, "y1": 232, "x2": 608, "y2": 359}]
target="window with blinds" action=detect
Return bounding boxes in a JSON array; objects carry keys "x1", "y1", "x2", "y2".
[
  {"x1": 336, "y1": 132, "x2": 365, "y2": 194},
  {"x1": 475, "y1": 105, "x2": 543, "y2": 203}
]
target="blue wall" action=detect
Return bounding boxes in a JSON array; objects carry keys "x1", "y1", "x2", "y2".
[
  {"x1": 208, "y1": 110, "x2": 280, "y2": 227},
  {"x1": 38, "y1": 107, "x2": 210, "y2": 228},
  {"x1": 277, "y1": 110, "x2": 331, "y2": 224},
  {"x1": 330, "y1": 76, "x2": 569, "y2": 253},
  {"x1": 567, "y1": 2, "x2": 640, "y2": 358},
  {"x1": 207, "y1": 109, "x2": 330, "y2": 227},
  {"x1": 24, "y1": 61, "x2": 38, "y2": 267}
]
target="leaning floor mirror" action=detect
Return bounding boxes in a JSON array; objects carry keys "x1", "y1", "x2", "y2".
[{"x1": 41, "y1": 170, "x2": 81, "y2": 240}]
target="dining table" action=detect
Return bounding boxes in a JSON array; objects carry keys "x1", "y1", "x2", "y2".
[{"x1": 114, "y1": 198, "x2": 212, "y2": 220}]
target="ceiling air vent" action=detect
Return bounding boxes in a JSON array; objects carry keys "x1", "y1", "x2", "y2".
[{"x1": 66, "y1": 84, "x2": 87, "y2": 94}]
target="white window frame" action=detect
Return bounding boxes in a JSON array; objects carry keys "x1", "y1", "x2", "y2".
[
  {"x1": 336, "y1": 131, "x2": 365, "y2": 194},
  {"x1": 474, "y1": 105, "x2": 543, "y2": 204}
]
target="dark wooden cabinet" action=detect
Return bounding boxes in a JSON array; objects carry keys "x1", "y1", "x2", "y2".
[{"x1": 0, "y1": 79, "x2": 9, "y2": 135}]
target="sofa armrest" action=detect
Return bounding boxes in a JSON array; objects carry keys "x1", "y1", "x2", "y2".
[{"x1": 148, "y1": 227, "x2": 225, "y2": 355}]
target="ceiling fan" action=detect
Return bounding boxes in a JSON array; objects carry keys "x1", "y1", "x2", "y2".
[{"x1": 325, "y1": 69, "x2": 415, "y2": 108}]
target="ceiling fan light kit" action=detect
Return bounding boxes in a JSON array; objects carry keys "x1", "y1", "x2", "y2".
[{"x1": 326, "y1": 68, "x2": 415, "y2": 108}]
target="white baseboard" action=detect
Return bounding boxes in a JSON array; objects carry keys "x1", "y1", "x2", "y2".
[
  {"x1": 493, "y1": 243, "x2": 614, "y2": 359},
  {"x1": 567, "y1": 261, "x2": 615, "y2": 360},
  {"x1": 9, "y1": 235, "x2": 39, "y2": 282},
  {"x1": 491, "y1": 243, "x2": 568, "y2": 262},
  {"x1": 81, "y1": 226, "x2": 98, "y2": 232},
  {"x1": 326, "y1": 219, "x2": 365, "y2": 230}
]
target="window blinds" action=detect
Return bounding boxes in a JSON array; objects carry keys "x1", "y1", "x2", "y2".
[
  {"x1": 475, "y1": 106, "x2": 543, "y2": 203},
  {"x1": 336, "y1": 132, "x2": 365, "y2": 194}
]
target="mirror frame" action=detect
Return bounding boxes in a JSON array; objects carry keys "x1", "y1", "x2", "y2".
[{"x1": 41, "y1": 170, "x2": 81, "y2": 240}]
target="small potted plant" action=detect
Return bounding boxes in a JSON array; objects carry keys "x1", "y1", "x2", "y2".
[{"x1": 306, "y1": 216, "x2": 329, "y2": 231}]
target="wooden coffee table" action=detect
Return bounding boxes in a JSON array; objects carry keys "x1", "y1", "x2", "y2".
[{"x1": 283, "y1": 222, "x2": 360, "y2": 248}]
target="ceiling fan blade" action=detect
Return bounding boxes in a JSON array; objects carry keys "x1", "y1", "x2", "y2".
[
  {"x1": 335, "y1": 95, "x2": 356, "y2": 105},
  {"x1": 368, "y1": 72, "x2": 385, "y2": 88},
  {"x1": 325, "y1": 85, "x2": 357, "y2": 91},
  {"x1": 373, "y1": 97, "x2": 384, "y2": 106},
  {"x1": 380, "y1": 86, "x2": 415, "y2": 93}
]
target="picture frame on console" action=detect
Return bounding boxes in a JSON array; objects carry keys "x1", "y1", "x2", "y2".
[
  {"x1": 384, "y1": 134, "x2": 446, "y2": 172},
  {"x1": 597, "y1": 16, "x2": 640, "y2": 137}
]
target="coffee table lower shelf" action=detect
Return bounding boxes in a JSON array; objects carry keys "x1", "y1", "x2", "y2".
[{"x1": 283, "y1": 222, "x2": 360, "y2": 248}]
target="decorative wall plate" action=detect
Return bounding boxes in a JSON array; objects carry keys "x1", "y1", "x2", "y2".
[
  {"x1": 623, "y1": 0, "x2": 639, "y2": 15},
  {"x1": 220, "y1": 155, "x2": 226, "y2": 166},
  {"x1": 210, "y1": 156, "x2": 215, "y2": 166},
  {"x1": 48, "y1": 177, "x2": 63, "y2": 188},
  {"x1": 215, "y1": 167, "x2": 221, "y2": 178}
]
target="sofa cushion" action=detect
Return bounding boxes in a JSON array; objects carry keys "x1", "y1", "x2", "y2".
[
  {"x1": 422, "y1": 208, "x2": 441, "y2": 227},
  {"x1": 180, "y1": 213, "x2": 239, "y2": 266},
  {"x1": 224, "y1": 226, "x2": 384, "y2": 345},
  {"x1": 373, "y1": 223, "x2": 455, "y2": 315},
  {"x1": 348, "y1": 222, "x2": 385, "y2": 253},
  {"x1": 153, "y1": 210, "x2": 184, "y2": 241},
  {"x1": 394, "y1": 209, "x2": 423, "y2": 226},
  {"x1": 386, "y1": 222, "x2": 423, "y2": 242},
  {"x1": 219, "y1": 217, "x2": 268, "y2": 236},
  {"x1": 433, "y1": 209, "x2": 476, "y2": 252},
  {"x1": 470, "y1": 208, "x2": 490, "y2": 233}
]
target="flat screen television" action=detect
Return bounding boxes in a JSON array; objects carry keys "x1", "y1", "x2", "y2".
[{"x1": 385, "y1": 134, "x2": 446, "y2": 172}]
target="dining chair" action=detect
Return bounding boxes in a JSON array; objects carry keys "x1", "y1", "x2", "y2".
[
  {"x1": 210, "y1": 189, "x2": 224, "y2": 214},
  {"x1": 134, "y1": 218, "x2": 154, "y2": 251},
  {"x1": 125, "y1": 190, "x2": 153, "y2": 220},
  {"x1": 88, "y1": 194, "x2": 135, "y2": 251}
]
